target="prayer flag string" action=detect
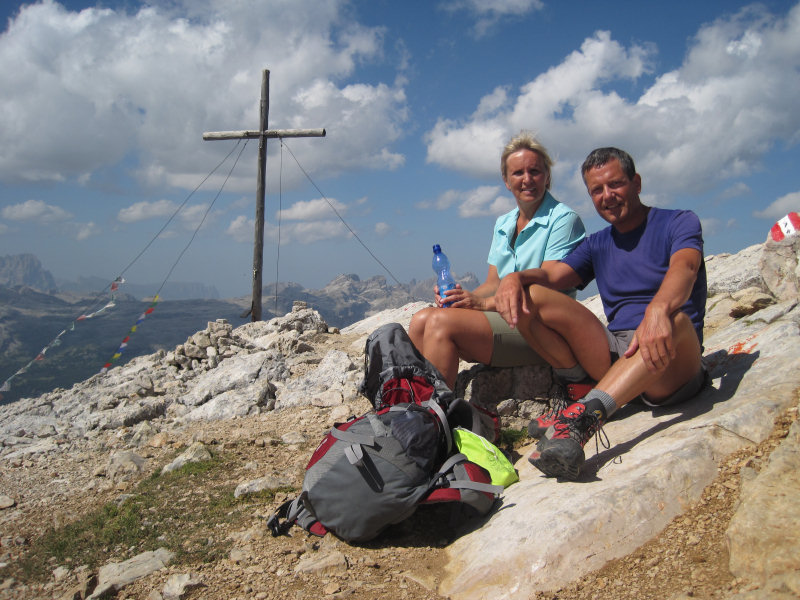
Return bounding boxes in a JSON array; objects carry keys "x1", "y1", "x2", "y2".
[
  {"x1": 99, "y1": 295, "x2": 159, "y2": 374},
  {"x1": 0, "y1": 278, "x2": 124, "y2": 400}
]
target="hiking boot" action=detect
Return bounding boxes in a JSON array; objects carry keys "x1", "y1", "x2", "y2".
[
  {"x1": 528, "y1": 402, "x2": 606, "y2": 480},
  {"x1": 527, "y1": 379, "x2": 596, "y2": 438},
  {"x1": 566, "y1": 379, "x2": 595, "y2": 402},
  {"x1": 527, "y1": 398, "x2": 577, "y2": 438}
]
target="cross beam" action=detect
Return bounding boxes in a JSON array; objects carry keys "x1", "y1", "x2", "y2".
[{"x1": 203, "y1": 69, "x2": 325, "y2": 321}]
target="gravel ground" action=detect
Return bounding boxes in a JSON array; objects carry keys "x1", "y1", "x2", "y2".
[{"x1": 0, "y1": 387, "x2": 794, "y2": 600}]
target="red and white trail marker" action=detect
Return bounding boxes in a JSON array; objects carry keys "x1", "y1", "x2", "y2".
[{"x1": 770, "y1": 212, "x2": 800, "y2": 242}]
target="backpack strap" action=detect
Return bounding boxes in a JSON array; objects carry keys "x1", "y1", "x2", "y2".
[
  {"x1": 267, "y1": 493, "x2": 328, "y2": 538},
  {"x1": 423, "y1": 399, "x2": 453, "y2": 454},
  {"x1": 433, "y1": 453, "x2": 505, "y2": 496}
]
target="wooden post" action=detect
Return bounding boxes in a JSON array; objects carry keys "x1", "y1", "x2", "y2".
[
  {"x1": 252, "y1": 70, "x2": 268, "y2": 322},
  {"x1": 203, "y1": 69, "x2": 325, "y2": 321}
]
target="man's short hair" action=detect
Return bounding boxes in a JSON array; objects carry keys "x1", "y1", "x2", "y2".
[
  {"x1": 501, "y1": 131, "x2": 553, "y2": 188},
  {"x1": 581, "y1": 147, "x2": 636, "y2": 180}
]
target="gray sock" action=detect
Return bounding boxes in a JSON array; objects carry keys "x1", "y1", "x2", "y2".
[
  {"x1": 582, "y1": 389, "x2": 617, "y2": 418},
  {"x1": 554, "y1": 364, "x2": 589, "y2": 383}
]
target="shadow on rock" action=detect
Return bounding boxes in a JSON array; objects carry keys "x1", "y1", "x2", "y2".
[{"x1": 580, "y1": 349, "x2": 760, "y2": 481}]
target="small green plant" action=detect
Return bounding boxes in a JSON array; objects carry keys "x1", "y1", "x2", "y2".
[
  {"x1": 498, "y1": 427, "x2": 528, "y2": 449},
  {"x1": 5, "y1": 451, "x2": 296, "y2": 583}
]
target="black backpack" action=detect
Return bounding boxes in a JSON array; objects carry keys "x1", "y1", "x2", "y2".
[{"x1": 267, "y1": 323, "x2": 504, "y2": 543}]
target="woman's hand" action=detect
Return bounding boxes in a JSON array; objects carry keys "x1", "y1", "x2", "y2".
[{"x1": 435, "y1": 284, "x2": 486, "y2": 310}]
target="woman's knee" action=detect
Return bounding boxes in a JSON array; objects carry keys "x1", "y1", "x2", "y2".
[{"x1": 408, "y1": 308, "x2": 434, "y2": 342}]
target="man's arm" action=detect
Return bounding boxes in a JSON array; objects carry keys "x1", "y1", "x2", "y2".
[
  {"x1": 493, "y1": 261, "x2": 583, "y2": 327},
  {"x1": 625, "y1": 247, "x2": 702, "y2": 370}
]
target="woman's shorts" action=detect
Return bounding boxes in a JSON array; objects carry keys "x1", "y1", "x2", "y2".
[{"x1": 484, "y1": 311, "x2": 547, "y2": 368}]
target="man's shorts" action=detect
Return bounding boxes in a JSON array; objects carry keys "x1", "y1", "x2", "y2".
[
  {"x1": 484, "y1": 311, "x2": 547, "y2": 368},
  {"x1": 605, "y1": 328, "x2": 707, "y2": 407}
]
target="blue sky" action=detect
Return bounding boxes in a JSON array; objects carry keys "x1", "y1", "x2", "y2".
[{"x1": 1, "y1": 0, "x2": 798, "y2": 298}]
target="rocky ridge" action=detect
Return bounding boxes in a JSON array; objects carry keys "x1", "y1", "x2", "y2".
[{"x1": 0, "y1": 238, "x2": 797, "y2": 599}]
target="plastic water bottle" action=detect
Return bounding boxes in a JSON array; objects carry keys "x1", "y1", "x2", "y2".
[{"x1": 432, "y1": 244, "x2": 456, "y2": 307}]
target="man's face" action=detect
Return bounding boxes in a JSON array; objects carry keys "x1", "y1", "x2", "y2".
[{"x1": 584, "y1": 159, "x2": 644, "y2": 232}]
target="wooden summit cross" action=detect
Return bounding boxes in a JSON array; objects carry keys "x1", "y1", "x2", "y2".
[{"x1": 203, "y1": 68, "x2": 326, "y2": 321}]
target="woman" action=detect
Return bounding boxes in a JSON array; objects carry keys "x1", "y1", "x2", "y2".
[{"x1": 408, "y1": 131, "x2": 585, "y2": 389}]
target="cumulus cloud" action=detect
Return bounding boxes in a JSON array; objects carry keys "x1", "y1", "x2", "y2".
[
  {"x1": 118, "y1": 200, "x2": 178, "y2": 223},
  {"x1": 226, "y1": 212, "x2": 349, "y2": 244},
  {"x1": 226, "y1": 214, "x2": 253, "y2": 243},
  {"x1": 425, "y1": 4, "x2": 800, "y2": 203},
  {"x1": 439, "y1": 0, "x2": 545, "y2": 38},
  {"x1": 73, "y1": 221, "x2": 99, "y2": 241},
  {"x1": 278, "y1": 198, "x2": 348, "y2": 221},
  {"x1": 374, "y1": 222, "x2": 390, "y2": 235},
  {"x1": 417, "y1": 185, "x2": 514, "y2": 218},
  {"x1": 1, "y1": 199, "x2": 72, "y2": 223},
  {"x1": 0, "y1": 0, "x2": 408, "y2": 190},
  {"x1": 754, "y1": 191, "x2": 800, "y2": 219},
  {"x1": 718, "y1": 182, "x2": 751, "y2": 201}
]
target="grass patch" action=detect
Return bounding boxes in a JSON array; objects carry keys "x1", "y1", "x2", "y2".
[
  {"x1": 498, "y1": 427, "x2": 528, "y2": 449},
  {"x1": 5, "y1": 451, "x2": 295, "y2": 583}
]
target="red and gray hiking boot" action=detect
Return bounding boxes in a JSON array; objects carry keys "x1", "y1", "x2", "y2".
[
  {"x1": 528, "y1": 402, "x2": 607, "y2": 480},
  {"x1": 566, "y1": 379, "x2": 595, "y2": 402},
  {"x1": 527, "y1": 379, "x2": 596, "y2": 439}
]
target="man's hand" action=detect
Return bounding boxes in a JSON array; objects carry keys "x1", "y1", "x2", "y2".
[
  {"x1": 493, "y1": 272, "x2": 529, "y2": 328},
  {"x1": 625, "y1": 304, "x2": 675, "y2": 371}
]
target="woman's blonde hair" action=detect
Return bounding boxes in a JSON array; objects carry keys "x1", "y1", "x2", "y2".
[{"x1": 500, "y1": 131, "x2": 553, "y2": 189}]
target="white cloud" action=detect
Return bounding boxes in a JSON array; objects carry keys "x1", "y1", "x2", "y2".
[
  {"x1": 439, "y1": 0, "x2": 545, "y2": 38},
  {"x1": 118, "y1": 200, "x2": 178, "y2": 223},
  {"x1": 425, "y1": 4, "x2": 800, "y2": 201},
  {"x1": 226, "y1": 215, "x2": 254, "y2": 243},
  {"x1": 418, "y1": 185, "x2": 513, "y2": 218},
  {"x1": 278, "y1": 198, "x2": 347, "y2": 221},
  {"x1": 74, "y1": 221, "x2": 99, "y2": 241},
  {"x1": 718, "y1": 182, "x2": 751, "y2": 201},
  {"x1": 278, "y1": 220, "x2": 350, "y2": 243},
  {"x1": 374, "y1": 222, "x2": 390, "y2": 235},
  {"x1": 226, "y1": 212, "x2": 350, "y2": 244},
  {"x1": 754, "y1": 191, "x2": 800, "y2": 219},
  {"x1": 0, "y1": 0, "x2": 408, "y2": 190},
  {"x1": 1, "y1": 199, "x2": 72, "y2": 223}
]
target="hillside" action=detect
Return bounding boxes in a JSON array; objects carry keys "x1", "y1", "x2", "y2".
[
  {"x1": 0, "y1": 252, "x2": 479, "y2": 403},
  {"x1": 0, "y1": 238, "x2": 797, "y2": 599}
]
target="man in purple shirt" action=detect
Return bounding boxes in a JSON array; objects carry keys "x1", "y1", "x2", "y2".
[{"x1": 492, "y1": 147, "x2": 707, "y2": 481}]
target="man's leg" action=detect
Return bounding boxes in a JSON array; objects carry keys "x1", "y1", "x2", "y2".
[
  {"x1": 516, "y1": 285, "x2": 612, "y2": 382},
  {"x1": 530, "y1": 313, "x2": 703, "y2": 480},
  {"x1": 590, "y1": 311, "x2": 702, "y2": 409},
  {"x1": 408, "y1": 307, "x2": 494, "y2": 389}
]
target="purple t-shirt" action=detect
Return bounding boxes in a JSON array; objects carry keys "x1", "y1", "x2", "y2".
[{"x1": 562, "y1": 207, "x2": 707, "y2": 343}]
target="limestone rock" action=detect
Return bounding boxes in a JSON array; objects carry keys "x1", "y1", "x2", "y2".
[
  {"x1": 161, "y1": 442, "x2": 211, "y2": 474},
  {"x1": 726, "y1": 410, "x2": 800, "y2": 594},
  {"x1": 87, "y1": 548, "x2": 174, "y2": 599},
  {"x1": 760, "y1": 235, "x2": 800, "y2": 301}
]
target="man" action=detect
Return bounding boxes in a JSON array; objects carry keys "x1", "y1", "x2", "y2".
[{"x1": 492, "y1": 147, "x2": 707, "y2": 480}]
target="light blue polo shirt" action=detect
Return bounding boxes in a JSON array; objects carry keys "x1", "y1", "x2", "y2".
[{"x1": 488, "y1": 191, "x2": 585, "y2": 279}]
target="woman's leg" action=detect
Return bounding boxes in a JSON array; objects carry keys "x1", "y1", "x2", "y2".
[{"x1": 410, "y1": 307, "x2": 494, "y2": 388}]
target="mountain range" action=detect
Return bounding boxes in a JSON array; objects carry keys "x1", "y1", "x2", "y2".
[{"x1": 0, "y1": 253, "x2": 479, "y2": 403}]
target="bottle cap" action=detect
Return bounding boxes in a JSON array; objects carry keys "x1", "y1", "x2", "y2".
[{"x1": 433, "y1": 244, "x2": 441, "y2": 253}]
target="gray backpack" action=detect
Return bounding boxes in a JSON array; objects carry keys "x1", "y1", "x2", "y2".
[
  {"x1": 267, "y1": 323, "x2": 503, "y2": 542},
  {"x1": 268, "y1": 401, "x2": 503, "y2": 542}
]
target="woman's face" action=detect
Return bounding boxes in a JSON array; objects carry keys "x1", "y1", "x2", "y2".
[{"x1": 503, "y1": 149, "x2": 550, "y2": 210}]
